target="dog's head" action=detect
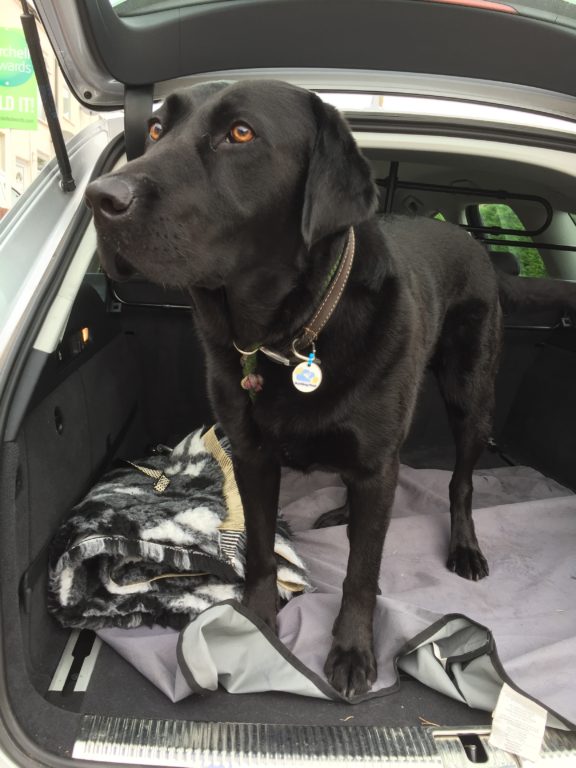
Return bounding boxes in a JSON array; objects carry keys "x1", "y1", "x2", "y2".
[{"x1": 86, "y1": 80, "x2": 377, "y2": 289}]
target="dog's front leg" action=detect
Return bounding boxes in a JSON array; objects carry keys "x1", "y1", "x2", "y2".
[
  {"x1": 207, "y1": 366, "x2": 281, "y2": 630},
  {"x1": 233, "y1": 452, "x2": 281, "y2": 630},
  {"x1": 325, "y1": 453, "x2": 399, "y2": 697}
]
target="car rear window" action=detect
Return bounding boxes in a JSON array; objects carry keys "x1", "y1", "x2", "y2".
[{"x1": 477, "y1": 203, "x2": 548, "y2": 277}]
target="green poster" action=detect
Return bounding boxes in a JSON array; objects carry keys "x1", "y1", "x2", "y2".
[{"x1": 0, "y1": 27, "x2": 37, "y2": 130}]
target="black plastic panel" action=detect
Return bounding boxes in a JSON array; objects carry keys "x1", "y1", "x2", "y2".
[
  {"x1": 502, "y1": 327, "x2": 576, "y2": 489},
  {"x1": 80, "y1": 0, "x2": 576, "y2": 99}
]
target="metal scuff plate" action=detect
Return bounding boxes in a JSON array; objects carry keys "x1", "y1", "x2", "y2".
[
  {"x1": 72, "y1": 715, "x2": 576, "y2": 768},
  {"x1": 73, "y1": 716, "x2": 576, "y2": 766},
  {"x1": 74, "y1": 716, "x2": 441, "y2": 766}
]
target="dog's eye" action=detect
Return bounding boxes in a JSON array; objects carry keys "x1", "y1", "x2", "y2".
[
  {"x1": 148, "y1": 120, "x2": 163, "y2": 142},
  {"x1": 227, "y1": 123, "x2": 255, "y2": 144}
]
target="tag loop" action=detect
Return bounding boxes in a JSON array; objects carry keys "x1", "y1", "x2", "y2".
[{"x1": 291, "y1": 339, "x2": 317, "y2": 363}]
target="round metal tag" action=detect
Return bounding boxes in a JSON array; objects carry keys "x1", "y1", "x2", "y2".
[{"x1": 292, "y1": 361, "x2": 322, "y2": 393}]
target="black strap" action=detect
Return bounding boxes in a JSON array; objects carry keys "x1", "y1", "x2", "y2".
[{"x1": 124, "y1": 85, "x2": 154, "y2": 161}]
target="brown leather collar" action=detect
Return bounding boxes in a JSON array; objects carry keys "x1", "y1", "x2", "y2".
[
  {"x1": 234, "y1": 227, "x2": 355, "y2": 366},
  {"x1": 293, "y1": 226, "x2": 355, "y2": 354}
]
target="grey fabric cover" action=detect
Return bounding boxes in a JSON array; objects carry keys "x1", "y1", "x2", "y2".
[{"x1": 98, "y1": 464, "x2": 576, "y2": 728}]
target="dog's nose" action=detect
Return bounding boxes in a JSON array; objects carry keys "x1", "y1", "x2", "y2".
[{"x1": 85, "y1": 176, "x2": 135, "y2": 218}]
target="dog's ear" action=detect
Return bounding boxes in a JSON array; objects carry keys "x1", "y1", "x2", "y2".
[{"x1": 301, "y1": 94, "x2": 378, "y2": 248}]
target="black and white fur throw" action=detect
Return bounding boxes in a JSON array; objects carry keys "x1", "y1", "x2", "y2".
[{"x1": 48, "y1": 426, "x2": 310, "y2": 630}]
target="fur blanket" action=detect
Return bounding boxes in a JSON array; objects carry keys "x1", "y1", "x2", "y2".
[{"x1": 48, "y1": 426, "x2": 310, "y2": 629}]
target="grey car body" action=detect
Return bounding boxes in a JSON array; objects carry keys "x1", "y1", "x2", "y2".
[{"x1": 1, "y1": 0, "x2": 576, "y2": 765}]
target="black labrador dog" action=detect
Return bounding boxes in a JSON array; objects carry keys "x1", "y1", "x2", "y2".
[{"x1": 86, "y1": 80, "x2": 508, "y2": 697}]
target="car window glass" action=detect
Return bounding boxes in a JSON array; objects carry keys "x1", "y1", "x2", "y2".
[
  {"x1": 477, "y1": 203, "x2": 548, "y2": 278},
  {"x1": 0, "y1": 1, "x2": 100, "y2": 219}
]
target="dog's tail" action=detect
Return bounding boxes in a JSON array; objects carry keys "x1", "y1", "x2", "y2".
[{"x1": 496, "y1": 271, "x2": 576, "y2": 313}]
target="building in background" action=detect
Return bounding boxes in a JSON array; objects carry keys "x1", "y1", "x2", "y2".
[{"x1": 0, "y1": 0, "x2": 98, "y2": 217}]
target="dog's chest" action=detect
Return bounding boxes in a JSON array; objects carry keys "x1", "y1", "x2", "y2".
[
  {"x1": 255, "y1": 410, "x2": 360, "y2": 472},
  {"x1": 271, "y1": 433, "x2": 354, "y2": 472},
  {"x1": 239, "y1": 352, "x2": 373, "y2": 471}
]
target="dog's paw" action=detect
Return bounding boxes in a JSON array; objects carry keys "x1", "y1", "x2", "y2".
[
  {"x1": 447, "y1": 546, "x2": 489, "y2": 581},
  {"x1": 324, "y1": 644, "x2": 377, "y2": 698},
  {"x1": 313, "y1": 505, "x2": 349, "y2": 529},
  {"x1": 242, "y1": 580, "x2": 279, "y2": 632}
]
